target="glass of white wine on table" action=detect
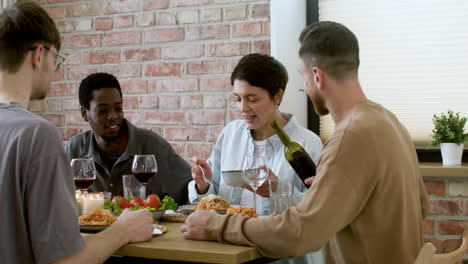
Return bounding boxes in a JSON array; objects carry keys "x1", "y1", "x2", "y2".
[
  {"x1": 241, "y1": 155, "x2": 269, "y2": 214},
  {"x1": 132, "y1": 155, "x2": 157, "y2": 199}
]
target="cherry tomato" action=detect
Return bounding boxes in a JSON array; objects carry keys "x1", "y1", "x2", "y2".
[
  {"x1": 112, "y1": 196, "x2": 131, "y2": 209},
  {"x1": 129, "y1": 197, "x2": 145, "y2": 207},
  {"x1": 145, "y1": 194, "x2": 161, "y2": 209}
]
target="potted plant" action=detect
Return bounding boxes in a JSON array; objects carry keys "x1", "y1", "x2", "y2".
[{"x1": 430, "y1": 110, "x2": 468, "y2": 165}]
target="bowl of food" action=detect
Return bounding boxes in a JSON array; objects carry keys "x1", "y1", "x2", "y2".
[
  {"x1": 221, "y1": 169, "x2": 247, "y2": 187},
  {"x1": 151, "y1": 210, "x2": 166, "y2": 224}
]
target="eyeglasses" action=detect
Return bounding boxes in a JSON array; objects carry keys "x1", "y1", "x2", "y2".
[{"x1": 29, "y1": 45, "x2": 65, "y2": 71}]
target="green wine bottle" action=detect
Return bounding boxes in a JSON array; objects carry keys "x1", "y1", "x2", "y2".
[{"x1": 271, "y1": 120, "x2": 316, "y2": 188}]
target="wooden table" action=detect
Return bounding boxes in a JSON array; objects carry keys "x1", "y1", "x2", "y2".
[{"x1": 85, "y1": 222, "x2": 264, "y2": 263}]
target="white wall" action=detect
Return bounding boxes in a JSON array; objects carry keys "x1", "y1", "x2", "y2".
[{"x1": 270, "y1": 0, "x2": 308, "y2": 127}]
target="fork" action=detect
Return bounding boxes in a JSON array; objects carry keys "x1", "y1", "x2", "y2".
[{"x1": 199, "y1": 164, "x2": 211, "y2": 184}]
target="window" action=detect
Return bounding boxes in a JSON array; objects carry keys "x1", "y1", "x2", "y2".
[{"x1": 306, "y1": 0, "x2": 467, "y2": 161}]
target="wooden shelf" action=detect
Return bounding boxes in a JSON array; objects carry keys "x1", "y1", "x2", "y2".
[{"x1": 420, "y1": 162, "x2": 468, "y2": 178}]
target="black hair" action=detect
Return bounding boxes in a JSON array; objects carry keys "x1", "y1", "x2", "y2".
[{"x1": 79, "y1": 72, "x2": 122, "y2": 109}]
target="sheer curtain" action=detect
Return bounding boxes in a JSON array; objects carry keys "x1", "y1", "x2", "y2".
[{"x1": 318, "y1": 0, "x2": 468, "y2": 145}]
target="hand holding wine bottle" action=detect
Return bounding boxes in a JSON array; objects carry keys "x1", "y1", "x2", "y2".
[{"x1": 271, "y1": 120, "x2": 316, "y2": 188}]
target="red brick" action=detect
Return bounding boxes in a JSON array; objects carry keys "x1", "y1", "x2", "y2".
[
  {"x1": 123, "y1": 96, "x2": 138, "y2": 110},
  {"x1": 262, "y1": 21, "x2": 270, "y2": 35},
  {"x1": 95, "y1": 17, "x2": 113, "y2": 31},
  {"x1": 143, "y1": 63, "x2": 182, "y2": 77},
  {"x1": 139, "y1": 96, "x2": 158, "y2": 109},
  {"x1": 156, "y1": 79, "x2": 198, "y2": 92},
  {"x1": 57, "y1": 21, "x2": 74, "y2": 33},
  {"x1": 143, "y1": 112, "x2": 185, "y2": 125},
  {"x1": 102, "y1": 65, "x2": 141, "y2": 78},
  {"x1": 114, "y1": 15, "x2": 134, "y2": 28},
  {"x1": 253, "y1": 40, "x2": 271, "y2": 54},
  {"x1": 200, "y1": 76, "x2": 231, "y2": 91},
  {"x1": 185, "y1": 25, "x2": 228, "y2": 40},
  {"x1": 65, "y1": 111, "x2": 86, "y2": 126},
  {"x1": 52, "y1": 68, "x2": 65, "y2": 81},
  {"x1": 64, "y1": 128, "x2": 83, "y2": 140},
  {"x1": 232, "y1": 22, "x2": 262, "y2": 37},
  {"x1": 181, "y1": 95, "x2": 202, "y2": 109},
  {"x1": 62, "y1": 52, "x2": 82, "y2": 66},
  {"x1": 149, "y1": 127, "x2": 163, "y2": 136},
  {"x1": 44, "y1": 7, "x2": 64, "y2": 19},
  {"x1": 203, "y1": 94, "x2": 226, "y2": 108},
  {"x1": 65, "y1": 66, "x2": 100, "y2": 81},
  {"x1": 188, "y1": 111, "x2": 224, "y2": 125},
  {"x1": 143, "y1": 28, "x2": 184, "y2": 43},
  {"x1": 143, "y1": 0, "x2": 170, "y2": 11},
  {"x1": 83, "y1": 50, "x2": 121, "y2": 64},
  {"x1": 64, "y1": 34, "x2": 100, "y2": 49},
  {"x1": 208, "y1": 126, "x2": 223, "y2": 142},
  {"x1": 136, "y1": 14, "x2": 155, "y2": 27},
  {"x1": 44, "y1": 99, "x2": 62, "y2": 112},
  {"x1": 62, "y1": 98, "x2": 80, "y2": 111},
  {"x1": 206, "y1": 42, "x2": 250, "y2": 57},
  {"x1": 103, "y1": 0, "x2": 139, "y2": 15},
  {"x1": 177, "y1": 10, "x2": 198, "y2": 24},
  {"x1": 186, "y1": 143, "x2": 213, "y2": 160},
  {"x1": 65, "y1": 3, "x2": 100, "y2": 17},
  {"x1": 223, "y1": 5, "x2": 246, "y2": 20},
  {"x1": 424, "y1": 238, "x2": 463, "y2": 254},
  {"x1": 162, "y1": 44, "x2": 204, "y2": 59},
  {"x1": 164, "y1": 127, "x2": 205, "y2": 141},
  {"x1": 173, "y1": 0, "x2": 212, "y2": 7},
  {"x1": 201, "y1": 8, "x2": 221, "y2": 22},
  {"x1": 228, "y1": 110, "x2": 242, "y2": 122},
  {"x1": 424, "y1": 181, "x2": 445, "y2": 196},
  {"x1": 75, "y1": 19, "x2": 92, "y2": 31},
  {"x1": 124, "y1": 47, "x2": 161, "y2": 62},
  {"x1": 102, "y1": 31, "x2": 140, "y2": 46},
  {"x1": 48, "y1": 83, "x2": 76, "y2": 97},
  {"x1": 251, "y1": 3, "x2": 269, "y2": 18},
  {"x1": 157, "y1": 12, "x2": 177, "y2": 25},
  {"x1": 28, "y1": 100, "x2": 44, "y2": 112},
  {"x1": 438, "y1": 220, "x2": 468, "y2": 235},
  {"x1": 121, "y1": 80, "x2": 148, "y2": 94},
  {"x1": 159, "y1": 96, "x2": 180, "y2": 109},
  {"x1": 124, "y1": 111, "x2": 140, "y2": 124},
  {"x1": 429, "y1": 200, "x2": 462, "y2": 215},
  {"x1": 187, "y1": 60, "x2": 224, "y2": 74}
]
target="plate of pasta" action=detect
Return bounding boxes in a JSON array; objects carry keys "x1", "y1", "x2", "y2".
[{"x1": 180, "y1": 194, "x2": 238, "y2": 215}]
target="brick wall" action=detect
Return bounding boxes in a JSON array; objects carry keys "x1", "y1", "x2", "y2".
[
  {"x1": 29, "y1": 0, "x2": 270, "y2": 160},
  {"x1": 424, "y1": 179, "x2": 468, "y2": 254}
]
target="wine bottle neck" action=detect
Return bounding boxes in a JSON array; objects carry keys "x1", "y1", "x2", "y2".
[{"x1": 271, "y1": 120, "x2": 292, "y2": 146}]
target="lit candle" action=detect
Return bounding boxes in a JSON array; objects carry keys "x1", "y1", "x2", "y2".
[{"x1": 82, "y1": 193, "x2": 105, "y2": 215}]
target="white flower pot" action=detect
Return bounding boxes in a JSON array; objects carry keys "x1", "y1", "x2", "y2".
[{"x1": 440, "y1": 143, "x2": 464, "y2": 166}]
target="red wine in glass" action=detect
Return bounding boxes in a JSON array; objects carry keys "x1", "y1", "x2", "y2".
[
  {"x1": 133, "y1": 171, "x2": 156, "y2": 184},
  {"x1": 74, "y1": 178, "x2": 95, "y2": 190}
]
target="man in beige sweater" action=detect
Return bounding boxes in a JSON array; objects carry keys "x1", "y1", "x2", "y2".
[{"x1": 181, "y1": 21, "x2": 429, "y2": 263}]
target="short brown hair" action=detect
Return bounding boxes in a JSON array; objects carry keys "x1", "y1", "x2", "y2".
[
  {"x1": 0, "y1": 1, "x2": 61, "y2": 73},
  {"x1": 299, "y1": 21, "x2": 359, "y2": 81},
  {"x1": 231, "y1": 53, "x2": 288, "y2": 100}
]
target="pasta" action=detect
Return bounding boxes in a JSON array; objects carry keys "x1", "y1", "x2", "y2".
[
  {"x1": 79, "y1": 209, "x2": 117, "y2": 225},
  {"x1": 196, "y1": 194, "x2": 230, "y2": 210},
  {"x1": 227, "y1": 206, "x2": 258, "y2": 218}
]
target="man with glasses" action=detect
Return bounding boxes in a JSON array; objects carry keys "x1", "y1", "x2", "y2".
[{"x1": 0, "y1": 2, "x2": 154, "y2": 263}]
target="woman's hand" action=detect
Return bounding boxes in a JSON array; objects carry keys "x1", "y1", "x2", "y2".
[
  {"x1": 191, "y1": 157, "x2": 213, "y2": 194},
  {"x1": 242, "y1": 167, "x2": 278, "y2": 198}
]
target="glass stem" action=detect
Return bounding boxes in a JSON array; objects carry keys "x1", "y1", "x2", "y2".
[
  {"x1": 253, "y1": 188, "x2": 257, "y2": 213},
  {"x1": 142, "y1": 183, "x2": 147, "y2": 199}
]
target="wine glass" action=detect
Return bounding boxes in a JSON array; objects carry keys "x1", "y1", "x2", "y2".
[
  {"x1": 241, "y1": 155, "x2": 269, "y2": 213},
  {"x1": 71, "y1": 158, "x2": 96, "y2": 193},
  {"x1": 132, "y1": 155, "x2": 157, "y2": 198}
]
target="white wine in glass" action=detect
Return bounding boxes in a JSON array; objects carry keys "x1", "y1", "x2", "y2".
[{"x1": 242, "y1": 155, "x2": 269, "y2": 213}]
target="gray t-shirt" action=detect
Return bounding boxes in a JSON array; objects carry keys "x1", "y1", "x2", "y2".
[{"x1": 0, "y1": 102, "x2": 85, "y2": 264}]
